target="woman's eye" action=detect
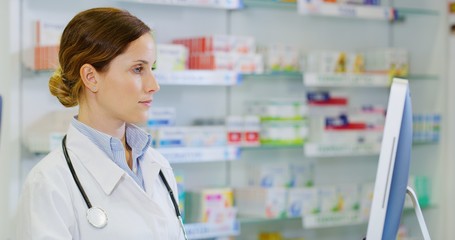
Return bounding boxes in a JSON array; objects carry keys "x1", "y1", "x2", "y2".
[
  {"x1": 133, "y1": 66, "x2": 143, "y2": 74},
  {"x1": 151, "y1": 63, "x2": 157, "y2": 71}
]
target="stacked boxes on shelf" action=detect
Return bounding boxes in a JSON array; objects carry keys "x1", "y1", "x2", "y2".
[
  {"x1": 226, "y1": 115, "x2": 261, "y2": 146},
  {"x1": 147, "y1": 107, "x2": 177, "y2": 128},
  {"x1": 405, "y1": 175, "x2": 432, "y2": 208},
  {"x1": 235, "y1": 182, "x2": 376, "y2": 220},
  {"x1": 185, "y1": 188, "x2": 237, "y2": 225},
  {"x1": 234, "y1": 161, "x2": 315, "y2": 218},
  {"x1": 306, "y1": 91, "x2": 349, "y2": 115},
  {"x1": 246, "y1": 99, "x2": 308, "y2": 146},
  {"x1": 172, "y1": 35, "x2": 264, "y2": 73},
  {"x1": 412, "y1": 113, "x2": 441, "y2": 143},
  {"x1": 148, "y1": 107, "x2": 226, "y2": 148},
  {"x1": 263, "y1": 44, "x2": 302, "y2": 73},
  {"x1": 306, "y1": 0, "x2": 381, "y2": 6},
  {"x1": 175, "y1": 174, "x2": 186, "y2": 221},
  {"x1": 307, "y1": 91, "x2": 385, "y2": 146},
  {"x1": 154, "y1": 126, "x2": 227, "y2": 148},
  {"x1": 363, "y1": 48, "x2": 409, "y2": 77},
  {"x1": 24, "y1": 20, "x2": 64, "y2": 71},
  {"x1": 155, "y1": 44, "x2": 189, "y2": 71},
  {"x1": 305, "y1": 51, "x2": 365, "y2": 74},
  {"x1": 303, "y1": 48, "x2": 408, "y2": 82}
]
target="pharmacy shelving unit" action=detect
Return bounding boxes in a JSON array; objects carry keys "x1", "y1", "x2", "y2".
[
  {"x1": 18, "y1": 0, "x2": 446, "y2": 239},
  {"x1": 227, "y1": 1, "x2": 444, "y2": 239}
]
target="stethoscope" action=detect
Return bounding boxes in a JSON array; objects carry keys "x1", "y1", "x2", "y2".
[{"x1": 62, "y1": 135, "x2": 188, "y2": 239}]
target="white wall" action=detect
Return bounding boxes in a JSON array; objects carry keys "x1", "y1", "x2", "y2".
[{"x1": 0, "y1": 0, "x2": 21, "y2": 239}]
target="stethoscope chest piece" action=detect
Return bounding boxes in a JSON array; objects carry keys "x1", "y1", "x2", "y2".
[{"x1": 86, "y1": 207, "x2": 108, "y2": 229}]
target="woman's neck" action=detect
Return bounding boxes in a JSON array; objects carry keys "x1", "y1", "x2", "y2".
[{"x1": 78, "y1": 105, "x2": 126, "y2": 140}]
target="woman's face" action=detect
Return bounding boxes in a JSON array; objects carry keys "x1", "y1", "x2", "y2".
[{"x1": 94, "y1": 33, "x2": 159, "y2": 124}]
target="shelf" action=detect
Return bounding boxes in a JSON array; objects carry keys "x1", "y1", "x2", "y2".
[
  {"x1": 156, "y1": 146, "x2": 240, "y2": 163},
  {"x1": 303, "y1": 73, "x2": 391, "y2": 87},
  {"x1": 110, "y1": 0, "x2": 243, "y2": 9},
  {"x1": 297, "y1": 1, "x2": 396, "y2": 21},
  {"x1": 412, "y1": 141, "x2": 439, "y2": 146},
  {"x1": 243, "y1": 1, "x2": 439, "y2": 19},
  {"x1": 242, "y1": 0, "x2": 296, "y2": 10},
  {"x1": 304, "y1": 142, "x2": 381, "y2": 157},
  {"x1": 280, "y1": 141, "x2": 435, "y2": 158},
  {"x1": 407, "y1": 74, "x2": 440, "y2": 81},
  {"x1": 155, "y1": 70, "x2": 241, "y2": 86},
  {"x1": 303, "y1": 212, "x2": 364, "y2": 229},
  {"x1": 21, "y1": 67, "x2": 242, "y2": 86},
  {"x1": 239, "y1": 205, "x2": 436, "y2": 229},
  {"x1": 184, "y1": 221, "x2": 240, "y2": 239},
  {"x1": 395, "y1": 7, "x2": 439, "y2": 17},
  {"x1": 239, "y1": 216, "x2": 301, "y2": 224},
  {"x1": 238, "y1": 213, "x2": 365, "y2": 229},
  {"x1": 242, "y1": 72, "x2": 302, "y2": 81},
  {"x1": 241, "y1": 144, "x2": 303, "y2": 151}
]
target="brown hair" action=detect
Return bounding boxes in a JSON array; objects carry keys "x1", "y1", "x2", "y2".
[{"x1": 49, "y1": 7, "x2": 151, "y2": 107}]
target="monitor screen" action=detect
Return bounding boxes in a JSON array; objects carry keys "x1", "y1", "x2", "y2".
[{"x1": 366, "y1": 78, "x2": 413, "y2": 240}]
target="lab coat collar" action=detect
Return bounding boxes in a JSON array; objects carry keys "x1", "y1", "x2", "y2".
[
  {"x1": 140, "y1": 149, "x2": 174, "y2": 198},
  {"x1": 66, "y1": 125, "x2": 125, "y2": 196}
]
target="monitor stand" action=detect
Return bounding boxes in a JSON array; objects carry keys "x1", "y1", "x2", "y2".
[
  {"x1": 363, "y1": 186, "x2": 431, "y2": 240},
  {"x1": 406, "y1": 186, "x2": 431, "y2": 240}
]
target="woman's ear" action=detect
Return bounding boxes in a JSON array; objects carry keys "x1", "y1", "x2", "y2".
[{"x1": 80, "y1": 64, "x2": 98, "y2": 93}]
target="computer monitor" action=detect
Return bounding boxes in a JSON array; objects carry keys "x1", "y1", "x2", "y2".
[{"x1": 366, "y1": 78, "x2": 413, "y2": 239}]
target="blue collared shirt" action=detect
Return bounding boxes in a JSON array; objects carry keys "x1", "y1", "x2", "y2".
[{"x1": 71, "y1": 117, "x2": 151, "y2": 190}]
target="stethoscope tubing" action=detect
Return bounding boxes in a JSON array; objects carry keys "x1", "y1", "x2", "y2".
[
  {"x1": 62, "y1": 135, "x2": 188, "y2": 239},
  {"x1": 62, "y1": 135, "x2": 93, "y2": 209}
]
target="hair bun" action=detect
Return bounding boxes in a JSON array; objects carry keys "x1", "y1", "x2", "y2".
[{"x1": 49, "y1": 67, "x2": 78, "y2": 107}]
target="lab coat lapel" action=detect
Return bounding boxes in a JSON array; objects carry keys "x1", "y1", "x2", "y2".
[
  {"x1": 140, "y1": 151, "x2": 161, "y2": 198},
  {"x1": 66, "y1": 125, "x2": 125, "y2": 196}
]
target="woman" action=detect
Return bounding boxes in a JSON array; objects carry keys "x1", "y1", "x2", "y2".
[{"x1": 17, "y1": 7, "x2": 185, "y2": 239}]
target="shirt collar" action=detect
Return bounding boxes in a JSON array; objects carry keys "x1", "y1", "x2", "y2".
[{"x1": 71, "y1": 116, "x2": 152, "y2": 160}]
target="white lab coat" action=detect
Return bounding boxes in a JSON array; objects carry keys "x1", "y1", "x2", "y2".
[{"x1": 17, "y1": 125, "x2": 184, "y2": 240}]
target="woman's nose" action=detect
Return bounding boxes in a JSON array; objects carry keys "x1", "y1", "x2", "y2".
[{"x1": 145, "y1": 71, "x2": 160, "y2": 93}]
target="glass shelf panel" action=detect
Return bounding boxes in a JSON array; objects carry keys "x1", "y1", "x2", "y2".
[
  {"x1": 239, "y1": 205, "x2": 436, "y2": 226},
  {"x1": 407, "y1": 74, "x2": 440, "y2": 81},
  {"x1": 240, "y1": 144, "x2": 303, "y2": 152},
  {"x1": 239, "y1": 216, "x2": 301, "y2": 224},
  {"x1": 242, "y1": 0, "x2": 297, "y2": 10},
  {"x1": 396, "y1": 8, "x2": 440, "y2": 17},
  {"x1": 242, "y1": 72, "x2": 303, "y2": 81},
  {"x1": 242, "y1": 1, "x2": 440, "y2": 18}
]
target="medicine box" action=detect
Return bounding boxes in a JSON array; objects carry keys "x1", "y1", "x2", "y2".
[
  {"x1": 265, "y1": 44, "x2": 301, "y2": 72},
  {"x1": 185, "y1": 188, "x2": 235, "y2": 223},
  {"x1": 173, "y1": 35, "x2": 256, "y2": 54},
  {"x1": 363, "y1": 48, "x2": 409, "y2": 77},
  {"x1": 248, "y1": 163, "x2": 290, "y2": 188},
  {"x1": 147, "y1": 107, "x2": 176, "y2": 128},
  {"x1": 289, "y1": 161, "x2": 315, "y2": 188},
  {"x1": 155, "y1": 126, "x2": 227, "y2": 147},
  {"x1": 23, "y1": 20, "x2": 64, "y2": 70},
  {"x1": 260, "y1": 120, "x2": 308, "y2": 146},
  {"x1": 247, "y1": 99, "x2": 307, "y2": 121},
  {"x1": 287, "y1": 187, "x2": 319, "y2": 217},
  {"x1": 336, "y1": 184, "x2": 361, "y2": 212},
  {"x1": 188, "y1": 52, "x2": 264, "y2": 73},
  {"x1": 235, "y1": 187, "x2": 287, "y2": 218},
  {"x1": 156, "y1": 44, "x2": 188, "y2": 71}
]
